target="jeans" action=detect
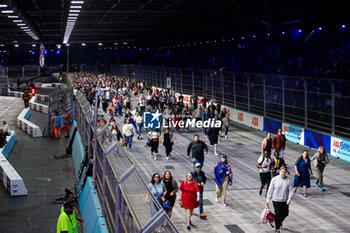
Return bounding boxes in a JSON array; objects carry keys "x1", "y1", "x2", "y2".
[
  {"x1": 136, "y1": 123, "x2": 143, "y2": 137},
  {"x1": 124, "y1": 135, "x2": 133, "y2": 150},
  {"x1": 273, "y1": 201, "x2": 289, "y2": 230},
  {"x1": 192, "y1": 157, "x2": 204, "y2": 169},
  {"x1": 199, "y1": 191, "x2": 203, "y2": 214},
  {"x1": 224, "y1": 125, "x2": 229, "y2": 136}
]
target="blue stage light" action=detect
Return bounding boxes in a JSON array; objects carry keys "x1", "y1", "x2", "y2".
[
  {"x1": 318, "y1": 27, "x2": 322, "y2": 31},
  {"x1": 282, "y1": 31, "x2": 285, "y2": 35},
  {"x1": 298, "y1": 29, "x2": 302, "y2": 33},
  {"x1": 267, "y1": 33, "x2": 270, "y2": 36},
  {"x1": 342, "y1": 25, "x2": 346, "y2": 28},
  {"x1": 252, "y1": 35, "x2": 256, "y2": 38}
]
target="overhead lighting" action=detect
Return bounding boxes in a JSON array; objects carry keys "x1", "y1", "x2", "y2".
[
  {"x1": 282, "y1": 31, "x2": 285, "y2": 35},
  {"x1": 13, "y1": 20, "x2": 23, "y2": 23},
  {"x1": 98, "y1": 43, "x2": 102, "y2": 46},
  {"x1": 71, "y1": 1, "x2": 84, "y2": 3},
  {"x1": 342, "y1": 24, "x2": 346, "y2": 28},
  {"x1": 20, "y1": 26, "x2": 29, "y2": 29},
  {"x1": 70, "y1": 5, "x2": 82, "y2": 8},
  {"x1": 17, "y1": 23, "x2": 26, "y2": 26},
  {"x1": 14, "y1": 44, "x2": 19, "y2": 47},
  {"x1": 32, "y1": 44, "x2": 36, "y2": 47},
  {"x1": 68, "y1": 13, "x2": 79, "y2": 16},
  {"x1": 8, "y1": 15, "x2": 18, "y2": 18},
  {"x1": 1, "y1": 10, "x2": 14, "y2": 13},
  {"x1": 69, "y1": 9, "x2": 80, "y2": 13},
  {"x1": 114, "y1": 42, "x2": 119, "y2": 45},
  {"x1": 81, "y1": 43, "x2": 86, "y2": 46},
  {"x1": 66, "y1": 44, "x2": 70, "y2": 46},
  {"x1": 68, "y1": 17, "x2": 77, "y2": 19},
  {"x1": 68, "y1": 20, "x2": 76, "y2": 22},
  {"x1": 23, "y1": 29, "x2": 31, "y2": 31},
  {"x1": 298, "y1": 29, "x2": 302, "y2": 33},
  {"x1": 0, "y1": 4, "x2": 8, "y2": 8},
  {"x1": 318, "y1": 27, "x2": 322, "y2": 31}
]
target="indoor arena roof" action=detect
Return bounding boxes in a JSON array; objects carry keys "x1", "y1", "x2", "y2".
[{"x1": 0, "y1": 0, "x2": 348, "y2": 45}]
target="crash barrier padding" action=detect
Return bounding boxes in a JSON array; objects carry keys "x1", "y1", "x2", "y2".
[
  {"x1": 0, "y1": 132, "x2": 28, "y2": 196},
  {"x1": 70, "y1": 121, "x2": 77, "y2": 139},
  {"x1": 72, "y1": 131, "x2": 85, "y2": 178},
  {"x1": 17, "y1": 108, "x2": 42, "y2": 137},
  {"x1": 154, "y1": 87, "x2": 350, "y2": 163},
  {"x1": 78, "y1": 177, "x2": 108, "y2": 233},
  {"x1": 29, "y1": 96, "x2": 49, "y2": 114},
  {"x1": 0, "y1": 131, "x2": 17, "y2": 159}
]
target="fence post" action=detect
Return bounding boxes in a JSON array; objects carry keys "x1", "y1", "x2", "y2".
[
  {"x1": 22, "y1": 66, "x2": 25, "y2": 78},
  {"x1": 92, "y1": 92, "x2": 99, "y2": 189},
  {"x1": 192, "y1": 70, "x2": 195, "y2": 94},
  {"x1": 329, "y1": 80, "x2": 335, "y2": 135},
  {"x1": 221, "y1": 72, "x2": 225, "y2": 106},
  {"x1": 180, "y1": 69, "x2": 183, "y2": 93},
  {"x1": 246, "y1": 74, "x2": 250, "y2": 112},
  {"x1": 262, "y1": 74, "x2": 266, "y2": 116},
  {"x1": 232, "y1": 73, "x2": 236, "y2": 109},
  {"x1": 280, "y1": 76, "x2": 285, "y2": 122},
  {"x1": 302, "y1": 78, "x2": 307, "y2": 128}
]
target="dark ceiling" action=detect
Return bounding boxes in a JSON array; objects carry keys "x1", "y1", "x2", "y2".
[{"x1": 0, "y1": 0, "x2": 349, "y2": 45}]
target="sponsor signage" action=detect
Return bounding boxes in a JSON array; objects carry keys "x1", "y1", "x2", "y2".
[
  {"x1": 331, "y1": 137, "x2": 350, "y2": 163},
  {"x1": 282, "y1": 123, "x2": 304, "y2": 145}
]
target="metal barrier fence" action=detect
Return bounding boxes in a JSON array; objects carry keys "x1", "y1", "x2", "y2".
[
  {"x1": 124, "y1": 65, "x2": 350, "y2": 139},
  {"x1": 4, "y1": 65, "x2": 62, "y2": 83},
  {"x1": 72, "y1": 83, "x2": 179, "y2": 233}
]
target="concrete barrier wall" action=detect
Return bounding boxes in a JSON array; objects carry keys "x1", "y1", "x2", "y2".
[
  {"x1": 72, "y1": 132, "x2": 84, "y2": 178},
  {"x1": 29, "y1": 96, "x2": 49, "y2": 114},
  {"x1": 0, "y1": 131, "x2": 17, "y2": 159},
  {"x1": 78, "y1": 177, "x2": 108, "y2": 233},
  {"x1": 0, "y1": 131, "x2": 28, "y2": 196},
  {"x1": 17, "y1": 108, "x2": 42, "y2": 137}
]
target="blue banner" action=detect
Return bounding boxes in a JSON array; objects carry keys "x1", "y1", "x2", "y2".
[
  {"x1": 263, "y1": 118, "x2": 282, "y2": 134},
  {"x1": 304, "y1": 129, "x2": 331, "y2": 152}
]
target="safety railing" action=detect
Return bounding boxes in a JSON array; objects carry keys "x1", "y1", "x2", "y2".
[
  {"x1": 72, "y1": 80, "x2": 179, "y2": 233},
  {"x1": 125, "y1": 65, "x2": 350, "y2": 139}
]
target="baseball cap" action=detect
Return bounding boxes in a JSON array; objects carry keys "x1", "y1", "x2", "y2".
[{"x1": 195, "y1": 163, "x2": 202, "y2": 167}]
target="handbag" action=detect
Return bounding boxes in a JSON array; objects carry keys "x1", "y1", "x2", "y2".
[
  {"x1": 260, "y1": 205, "x2": 275, "y2": 228},
  {"x1": 153, "y1": 184, "x2": 170, "y2": 210},
  {"x1": 120, "y1": 139, "x2": 125, "y2": 146}
]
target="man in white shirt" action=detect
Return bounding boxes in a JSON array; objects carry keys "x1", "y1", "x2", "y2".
[{"x1": 266, "y1": 166, "x2": 294, "y2": 233}]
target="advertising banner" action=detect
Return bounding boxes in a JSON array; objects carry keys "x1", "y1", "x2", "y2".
[
  {"x1": 226, "y1": 107, "x2": 264, "y2": 131},
  {"x1": 304, "y1": 129, "x2": 331, "y2": 153},
  {"x1": 263, "y1": 118, "x2": 282, "y2": 135},
  {"x1": 282, "y1": 123, "x2": 304, "y2": 145},
  {"x1": 331, "y1": 137, "x2": 350, "y2": 163}
]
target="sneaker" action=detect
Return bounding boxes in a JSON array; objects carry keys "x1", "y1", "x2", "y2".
[
  {"x1": 223, "y1": 203, "x2": 227, "y2": 207},
  {"x1": 154, "y1": 156, "x2": 157, "y2": 160},
  {"x1": 259, "y1": 189, "x2": 263, "y2": 196},
  {"x1": 320, "y1": 186, "x2": 326, "y2": 191},
  {"x1": 186, "y1": 226, "x2": 191, "y2": 232},
  {"x1": 225, "y1": 135, "x2": 227, "y2": 138},
  {"x1": 166, "y1": 157, "x2": 169, "y2": 160},
  {"x1": 275, "y1": 229, "x2": 280, "y2": 233},
  {"x1": 316, "y1": 183, "x2": 320, "y2": 188},
  {"x1": 200, "y1": 213, "x2": 207, "y2": 219},
  {"x1": 215, "y1": 197, "x2": 219, "y2": 203},
  {"x1": 214, "y1": 152, "x2": 218, "y2": 156}
]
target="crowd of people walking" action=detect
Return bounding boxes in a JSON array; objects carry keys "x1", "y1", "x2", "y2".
[{"x1": 62, "y1": 72, "x2": 331, "y2": 232}]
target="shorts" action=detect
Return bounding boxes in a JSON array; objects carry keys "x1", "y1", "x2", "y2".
[
  {"x1": 209, "y1": 137, "x2": 218, "y2": 145},
  {"x1": 260, "y1": 172, "x2": 271, "y2": 185}
]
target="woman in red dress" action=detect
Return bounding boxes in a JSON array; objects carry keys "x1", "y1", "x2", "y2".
[{"x1": 179, "y1": 172, "x2": 200, "y2": 232}]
